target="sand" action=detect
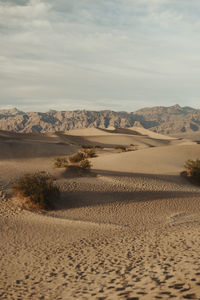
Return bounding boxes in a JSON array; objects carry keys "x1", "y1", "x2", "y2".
[{"x1": 1, "y1": 128, "x2": 200, "y2": 299}]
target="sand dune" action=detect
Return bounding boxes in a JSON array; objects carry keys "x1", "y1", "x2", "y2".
[
  {"x1": 67, "y1": 127, "x2": 114, "y2": 136},
  {"x1": 128, "y1": 126, "x2": 176, "y2": 140},
  {"x1": 92, "y1": 143, "x2": 200, "y2": 175},
  {"x1": 66, "y1": 127, "x2": 177, "y2": 149},
  {"x1": 1, "y1": 129, "x2": 200, "y2": 299}
]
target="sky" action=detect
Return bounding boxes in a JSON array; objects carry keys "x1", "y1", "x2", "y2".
[{"x1": 0, "y1": 0, "x2": 200, "y2": 112}]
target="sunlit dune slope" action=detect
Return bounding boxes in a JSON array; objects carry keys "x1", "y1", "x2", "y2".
[
  {"x1": 66, "y1": 127, "x2": 177, "y2": 148},
  {"x1": 92, "y1": 143, "x2": 200, "y2": 175}
]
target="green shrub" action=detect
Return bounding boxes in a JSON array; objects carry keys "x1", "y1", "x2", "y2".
[
  {"x1": 54, "y1": 157, "x2": 68, "y2": 168},
  {"x1": 185, "y1": 159, "x2": 200, "y2": 180},
  {"x1": 69, "y1": 151, "x2": 85, "y2": 163},
  {"x1": 79, "y1": 159, "x2": 92, "y2": 169},
  {"x1": 13, "y1": 172, "x2": 60, "y2": 210}
]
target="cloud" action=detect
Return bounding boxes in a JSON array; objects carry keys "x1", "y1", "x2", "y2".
[
  {"x1": 0, "y1": 0, "x2": 51, "y2": 23},
  {"x1": 0, "y1": 0, "x2": 200, "y2": 111}
]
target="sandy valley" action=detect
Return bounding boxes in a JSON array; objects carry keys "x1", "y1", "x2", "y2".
[{"x1": 1, "y1": 127, "x2": 200, "y2": 299}]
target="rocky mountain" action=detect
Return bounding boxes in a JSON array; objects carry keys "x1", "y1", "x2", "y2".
[{"x1": 0, "y1": 104, "x2": 200, "y2": 135}]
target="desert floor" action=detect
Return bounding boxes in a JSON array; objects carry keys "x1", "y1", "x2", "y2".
[{"x1": 0, "y1": 127, "x2": 200, "y2": 299}]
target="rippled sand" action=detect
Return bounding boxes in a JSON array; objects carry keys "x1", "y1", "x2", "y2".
[{"x1": 1, "y1": 128, "x2": 200, "y2": 299}]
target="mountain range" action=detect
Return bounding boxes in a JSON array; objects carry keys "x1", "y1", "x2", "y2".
[{"x1": 0, "y1": 104, "x2": 200, "y2": 135}]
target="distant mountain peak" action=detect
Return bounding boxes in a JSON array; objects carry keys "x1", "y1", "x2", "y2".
[
  {"x1": 0, "y1": 105, "x2": 199, "y2": 135},
  {"x1": 0, "y1": 107, "x2": 24, "y2": 115},
  {"x1": 171, "y1": 104, "x2": 181, "y2": 108}
]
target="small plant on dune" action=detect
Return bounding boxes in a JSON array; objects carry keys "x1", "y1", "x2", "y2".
[
  {"x1": 94, "y1": 145, "x2": 104, "y2": 149},
  {"x1": 67, "y1": 150, "x2": 94, "y2": 173},
  {"x1": 54, "y1": 157, "x2": 68, "y2": 168},
  {"x1": 69, "y1": 151, "x2": 86, "y2": 163},
  {"x1": 79, "y1": 159, "x2": 92, "y2": 170},
  {"x1": 69, "y1": 149, "x2": 97, "y2": 163},
  {"x1": 114, "y1": 145, "x2": 127, "y2": 152},
  {"x1": 83, "y1": 148, "x2": 97, "y2": 158},
  {"x1": 126, "y1": 147, "x2": 137, "y2": 152},
  {"x1": 185, "y1": 159, "x2": 200, "y2": 181},
  {"x1": 13, "y1": 172, "x2": 60, "y2": 210}
]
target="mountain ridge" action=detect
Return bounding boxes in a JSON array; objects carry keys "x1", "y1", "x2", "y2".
[{"x1": 0, "y1": 104, "x2": 200, "y2": 135}]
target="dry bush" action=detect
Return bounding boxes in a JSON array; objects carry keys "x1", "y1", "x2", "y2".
[
  {"x1": 69, "y1": 149, "x2": 97, "y2": 164},
  {"x1": 94, "y1": 145, "x2": 104, "y2": 149},
  {"x1": 83, "y1": 149, "x2": 97, "y2": 158},
  {"x1": 54, "y1": 157, "x2": 68, "y2": 168},
  {"x1": 79, "y1": 159, "x2": 92, "y2": 169},
  {"x1": 69, "y1": 151, "x2": 85, "y2": 163},
  {"x1": 114, "y1": 145, "x2": 127, "y2": 152},
  {"x1": 13, "y1": 172, "x2": 60, "y2": 210},
  {"x1": 185, "y1": 159, "x2": 200, "y2": 181},
  {"x1": 126, "y1": 148, "x2": 137, "y2": 152},
  {"x1": 67, "y1": 150, "x2": 94, "y2": 173}
]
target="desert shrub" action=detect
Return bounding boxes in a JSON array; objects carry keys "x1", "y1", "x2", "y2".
[
  {"x1": 83, "y1": 148, "x2": 97, "y2": 158},
  {"x1": 54, "y1": 157, "x2": 68, "y2": 168},
  {"x1": 126, "y1": 148, "x2": 137, "y2": 152},
  {"x1": 13, "y1": 172, "x2": 60, "y2": 210},
  {"x1": 69, "y1": 151, "x2": 85, "y2": 163},
  {"x1": 69, "y1": 149, "x2": 97, "y2": 163},
  {"x1": 185, "y1": 159, "x2": 200, "y2": 179},
  {"x1": 79, "y1": 159, "x2": 92, "y2": 169},
  {"x1": 114, "y1": 145, "x2": 127, "y2": 151},
  {"x1": 94, "y1": 145, "x2": 104, "y2": 149}
]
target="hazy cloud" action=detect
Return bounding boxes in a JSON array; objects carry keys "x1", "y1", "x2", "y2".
[{"x1": 0, "y1": 0, "x2": 200, "y2": 111}]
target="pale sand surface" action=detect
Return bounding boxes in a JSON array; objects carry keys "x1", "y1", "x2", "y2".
[{"x1": 1, "y1": 128, "x2": 200, "y2": 299}]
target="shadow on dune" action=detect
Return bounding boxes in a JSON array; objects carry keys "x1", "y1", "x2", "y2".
[
  {"x1": 0, "y1": 138, "x2": 79, "y2": 159},
  {"x1": 98, "y1": 127, "x2": 144, "y2": 136},
  {"x1": 55, "y1": 169, "x2": 200, "y2": 210},
  {"x1": 55, "y1": 189, "x2": 200, "y2": 211},
  {"x1": 60, "y1": 168, "x2": 191, "y2": 186}
]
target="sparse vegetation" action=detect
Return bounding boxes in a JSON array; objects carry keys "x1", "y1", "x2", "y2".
[
  {"x1": 69, "y1": 151, "x2": 86, "y2": 163},
  {"x1": 114, "y1": 145, "x2": 127, "y2": 151},
  {"x1": 69, "y1": 149, "x2": 97, "y2": 163},
  {"x1": 114, "y1": 145, "x2": 137, "y2": 152},
  {"x1": 184, "y1": 159, "x2": 200, "y2": 182},
  {"x1": 13, "y1": 172, "x2": 60, "y2": 210},
  {"x1": 79, "y1": 159, "x2": 92, "y2": 169},
  {"x1": 54, "y1": 157, "x2": 68, "y2": 168},
  {"x1": 83, "y1": 148, "x2": 97, "y2": 158},
  {"x1": 82, "y1": 144, "x2": 104, "y2": 149},
  {"x1": 67, "y1": 150, "x2": 94, "y2": 173},
  {"x1": 126, "y1": 148, "x2": 137, "y2": 152}
]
